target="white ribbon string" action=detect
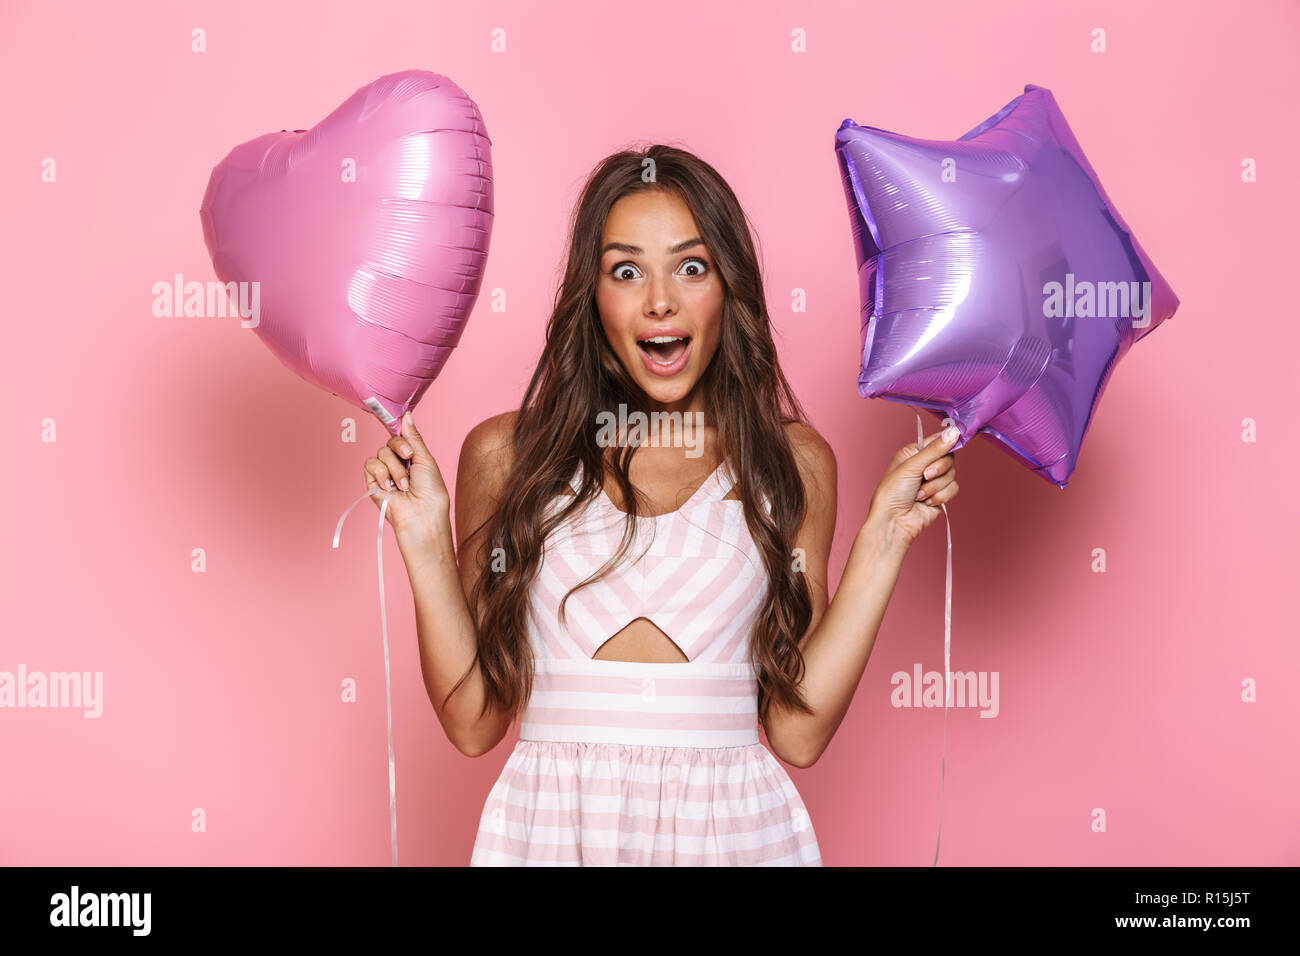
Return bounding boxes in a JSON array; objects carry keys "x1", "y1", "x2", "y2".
[
  {"x1": 917, "y1": 413, "x2": 953, "y2": 868},
  {"x1": 332, "y1": 486, "x2": 399, "y2": 867}
]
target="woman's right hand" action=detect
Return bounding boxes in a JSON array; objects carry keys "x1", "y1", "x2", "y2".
[{"x1": 363, "y1": 411, "x2": 451, "y2": 542}]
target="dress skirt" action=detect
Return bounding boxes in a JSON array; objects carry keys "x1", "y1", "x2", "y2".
[{"x1": 469, "y1": 657, "x2": 823, "y2": 866}]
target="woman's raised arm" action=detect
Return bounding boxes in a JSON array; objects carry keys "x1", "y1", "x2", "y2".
[{"x1": 364, "y1": 410, "x2": 517, "y2": 756}]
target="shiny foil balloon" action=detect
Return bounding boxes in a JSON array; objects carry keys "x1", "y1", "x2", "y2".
[
  {"x1": 200, "y1": 70, "x2": 493, "y2": 434},
  {"x1": 835, "y1": 84, "x2": 1178, "y2": 487}
]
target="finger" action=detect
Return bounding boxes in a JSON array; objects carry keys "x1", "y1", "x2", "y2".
[
  {"x1": 921, "y1": 453, "x2": 954, "y2": 482},
  {"x1": 903, "y1": 426, "x2": 960, "y2": 477},
  {"x1": 916, "y1": 467, "x2": 955, "y2": 499},
  {"x1": 364, "y1": 456, "x2": 395, "y2": 492},
  {"x1": 925, "y1": 468, "x2": 956, "y2": 502},
  {"x1": 387, "y1": 433, "x2": 414, "y2": 463},
  {"x1": 892, "y1": 430, "x2": 945, "y2": 468},
  {"x1": 378, "y1": 447, "x2": 409, "y2": 490},
  {"x1": 921, "y1": 478, "x2": 958, "y2": 506},
  {"x1": 931, "y1": 480, "x2": 958, "y2": 505},
  {"x1": 400, "y1": 411, "x2": 433, "y2": 465}
]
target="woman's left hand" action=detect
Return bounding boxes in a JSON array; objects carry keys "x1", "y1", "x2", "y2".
[{"x1": 867, "y1": 425, "x2": 961, "y2": 550}]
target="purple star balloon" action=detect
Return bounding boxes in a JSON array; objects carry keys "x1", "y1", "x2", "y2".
[{"x1": 835, "y1": 84, "x2": 1178, "y2": 488}]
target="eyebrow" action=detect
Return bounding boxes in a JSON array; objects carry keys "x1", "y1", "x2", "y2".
[{"x1": 600, "y1": 237, "x2": 706, "y2": 257}]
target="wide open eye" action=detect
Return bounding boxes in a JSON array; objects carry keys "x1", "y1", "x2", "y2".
[
  {"x1": 611, "y1": 262, "x2": 641, "y2": 281},
  {"x1": 679, "y1": 257, "x2": 709, "y2": 278}
]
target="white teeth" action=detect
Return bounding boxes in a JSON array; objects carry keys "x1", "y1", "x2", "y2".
[{"x1": 638, "y1": 334, "x2": 690, "y2": 367}]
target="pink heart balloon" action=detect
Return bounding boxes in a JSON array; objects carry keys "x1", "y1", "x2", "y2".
[{"x1": 200, "y1": 70, "x2": 493, "y2": 434}]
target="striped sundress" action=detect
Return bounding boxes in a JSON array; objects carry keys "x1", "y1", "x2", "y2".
[{"x1": 469, "y1": 459, "x2": 823, "y2": 866}]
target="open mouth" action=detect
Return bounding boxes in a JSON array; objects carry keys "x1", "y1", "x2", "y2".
[{"x1": 636, "y1": 334, "x2": 691, "y2": 366}]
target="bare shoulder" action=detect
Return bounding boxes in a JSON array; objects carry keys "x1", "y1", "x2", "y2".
[
  {"x1": 457, "y1": 411, "x2": 518, "y2": 513},
  {"x1": 783, "y1": 420, "x2": 836, "y2": 498},
  {"x1": 462, "y1": 410, "x2": 517, "y2": 465}
]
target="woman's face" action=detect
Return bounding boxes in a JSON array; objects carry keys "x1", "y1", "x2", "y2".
[{"x1": 595, "y1": 189, "x2": 724, "y2": 414}]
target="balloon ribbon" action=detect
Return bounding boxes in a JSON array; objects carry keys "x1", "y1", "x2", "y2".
[
  {"x1": 332, "y1": 487, "x2": 399, "y2": 866},
  {"x1": 917, "y1": 413, "x2": 953, "y2": 868}
]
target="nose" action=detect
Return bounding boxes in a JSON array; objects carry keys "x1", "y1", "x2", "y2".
[{"x1": 643, "y1": 271, "x2": 676, "y2": 318}]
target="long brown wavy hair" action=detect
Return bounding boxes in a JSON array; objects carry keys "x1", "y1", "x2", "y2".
[{"x1": 453, "y1": 144, "x2": 815, "y2": 726}]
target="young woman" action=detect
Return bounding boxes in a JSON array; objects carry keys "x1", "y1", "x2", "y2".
[{"x1": 362, "y1": 145, "x2": 960, "y2": 866}]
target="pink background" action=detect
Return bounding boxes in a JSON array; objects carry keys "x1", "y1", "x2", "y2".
[{"x1": 2, "y1": 0, "x2": 1296, "y2": 866}]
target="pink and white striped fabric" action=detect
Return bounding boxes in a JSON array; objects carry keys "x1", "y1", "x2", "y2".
[{"x1": 470, "y1": 460, "x2": 823, "y2": 866}]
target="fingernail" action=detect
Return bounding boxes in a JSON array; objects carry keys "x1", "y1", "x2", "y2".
[
  {"x1": 399, "y1": 477, "x2": 409, "y2": 491},
  {"x1": 923, "y1": 465, "x2": 936, "y2": 480},
  {"x1": 943, "y1": 426, "x2": 959, "y2": 443},
  {"x1": 401, "y1": 445, "x2": 412, "y2": 457},
  {"x1": 916, "y1": 488, "x2": 927, "y2": 500},
  {"x1": 386, "y1": 479, "x2": 394, "y2": 490}
]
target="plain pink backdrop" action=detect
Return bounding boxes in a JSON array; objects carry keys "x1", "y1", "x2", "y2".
[{"x1": 2, "y1": 0, "x2": 1296, "y2": 866}]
